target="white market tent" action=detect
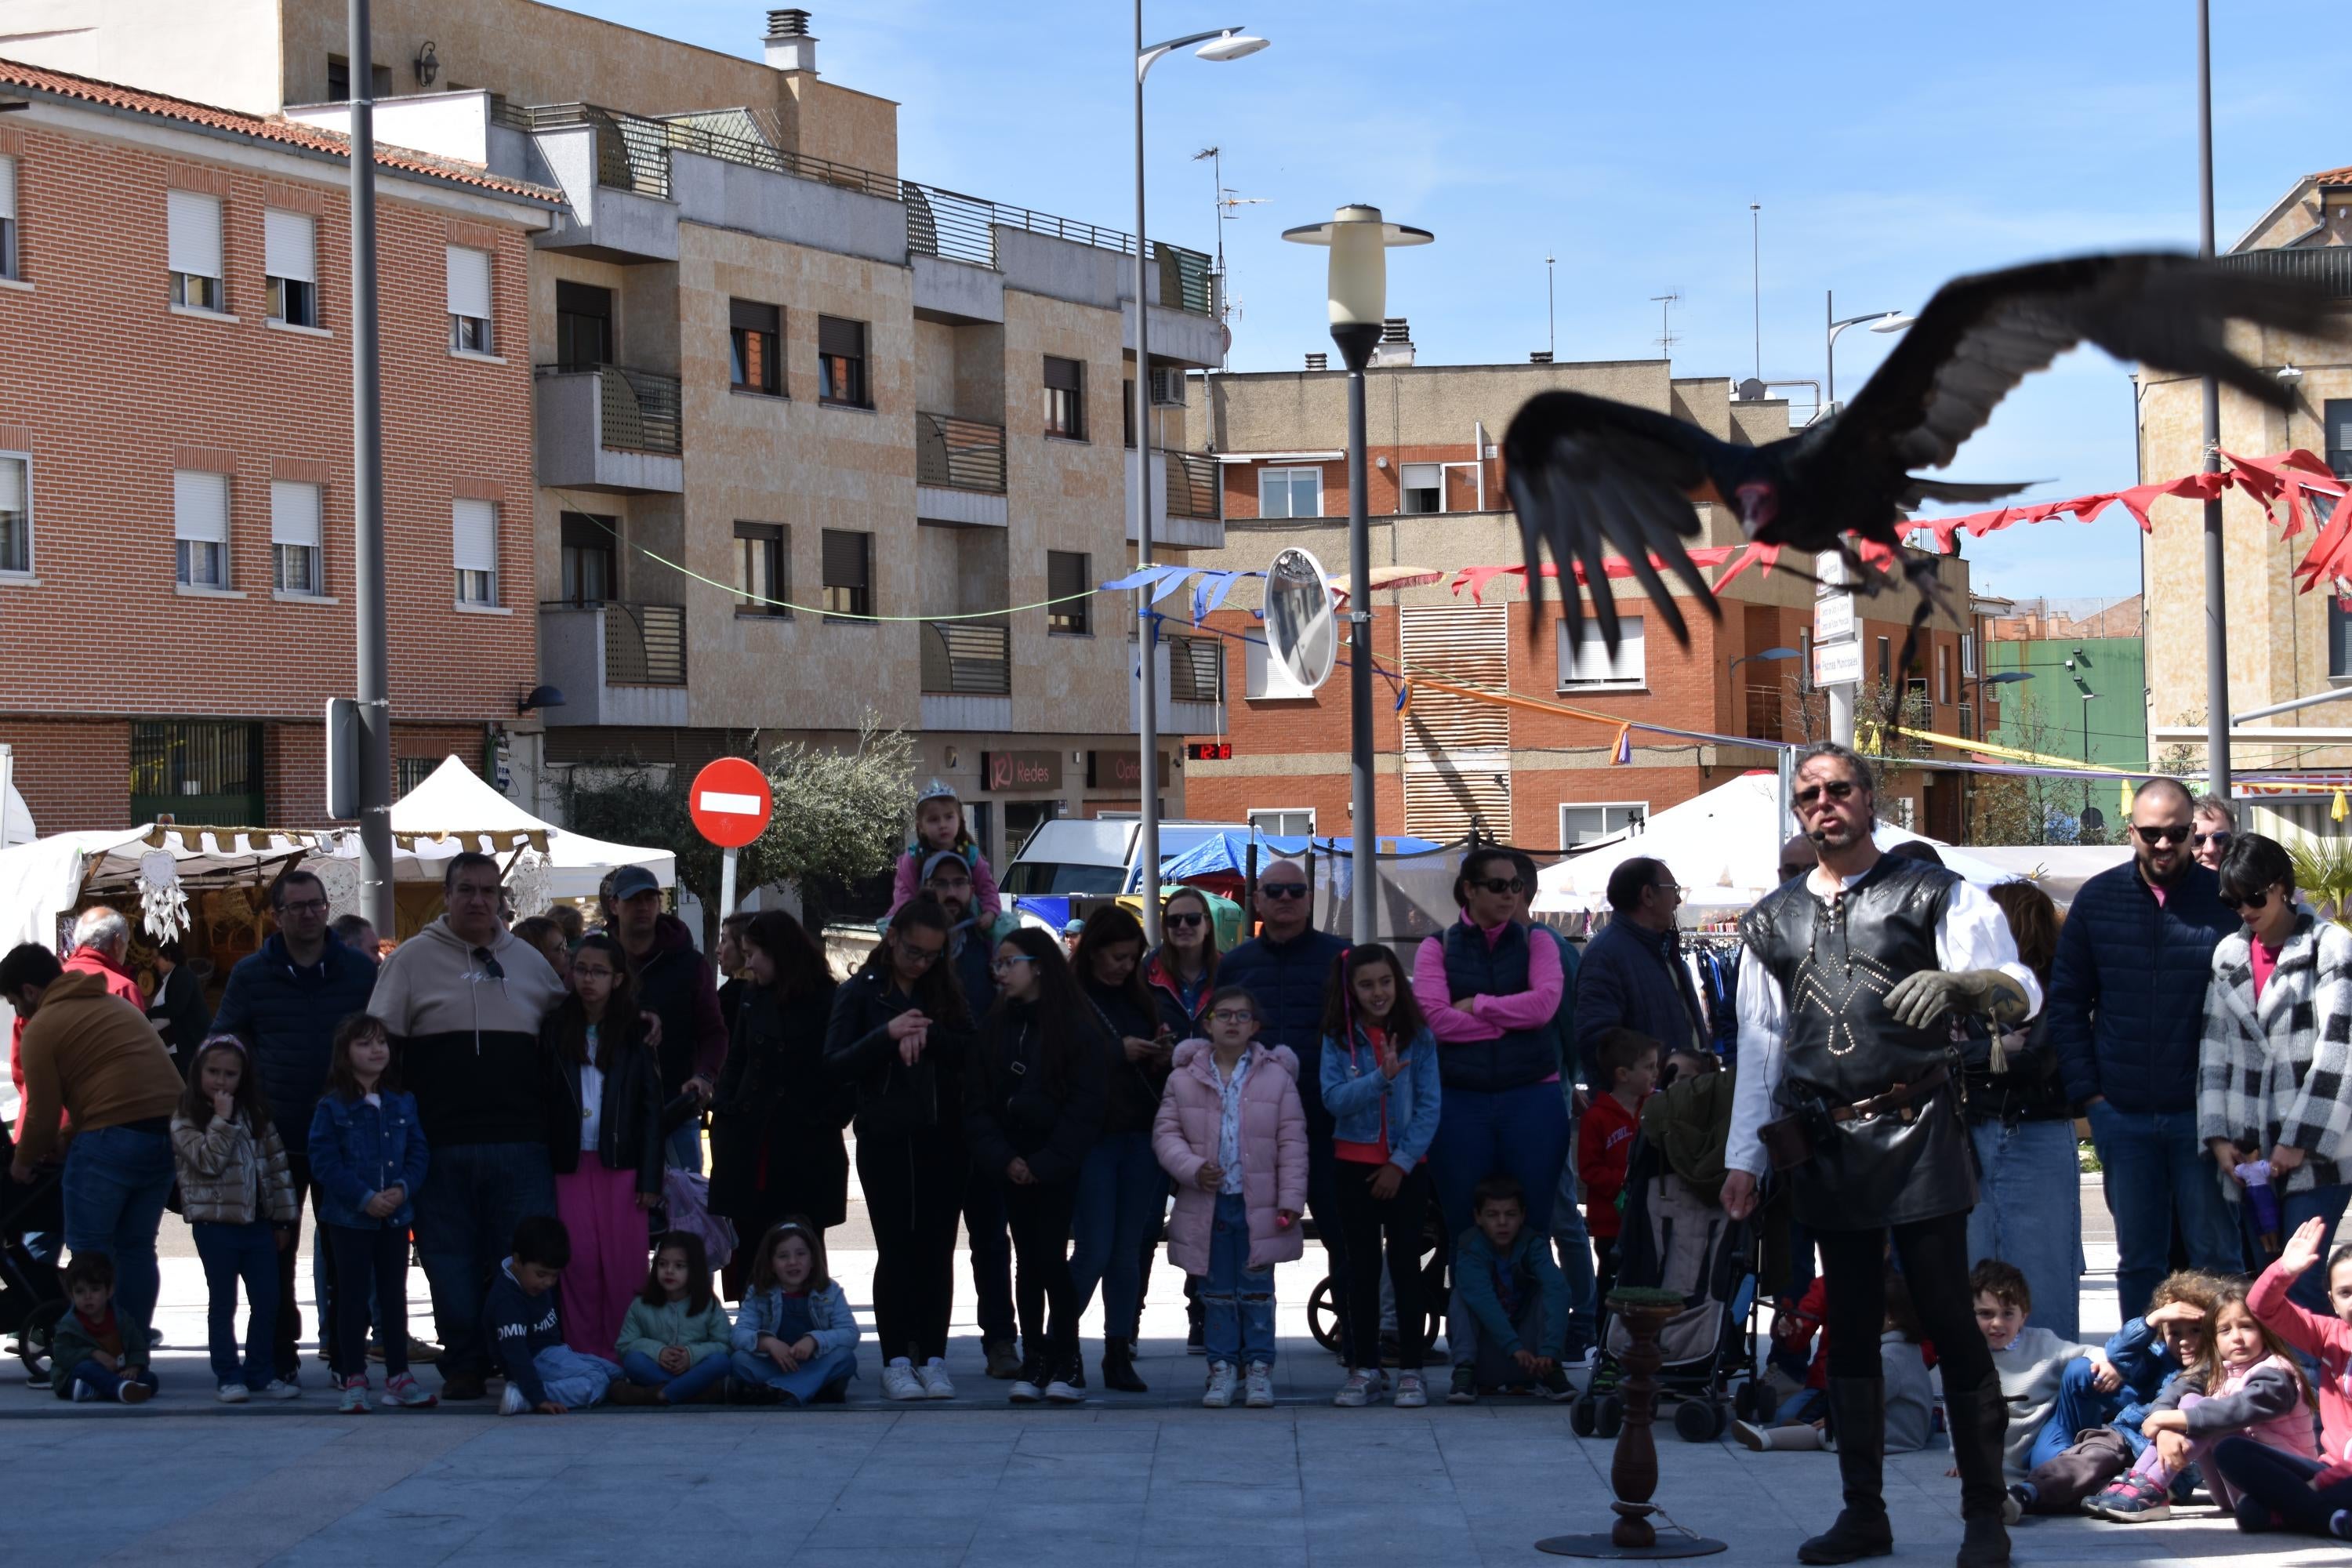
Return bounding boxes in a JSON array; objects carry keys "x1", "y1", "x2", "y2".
[
  {"x1": 3, "y1": 780, "x2": 32, "y2": 848},
  {"x1": 1534, "y1": 771, "x2": 2015, "y2": 915},
  {"x1": 387, "y1": 754, "x2": 673, "y2": 900}
]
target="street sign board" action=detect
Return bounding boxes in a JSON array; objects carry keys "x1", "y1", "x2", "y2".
[
  {"x1": 688, "y1": 757, "x2": 771, "y2": 848},
  {"x1": 1813, "y1": 593, "x2": 1854, "y2": 644},
  {"x1": 1813, "y1": 637, "x2": 1864, "y2": 688}
]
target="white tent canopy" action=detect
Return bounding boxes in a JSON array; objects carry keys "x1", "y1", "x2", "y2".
[
  {"x1": 3, "y1": 779, "x2": 32, "y2": 848},
  {"x1": 387, "y1": 754, "x2": 673, "y2": 900},
  {"x1": 1534, "y1": 771, "x2": 2015, "y2": 915}
]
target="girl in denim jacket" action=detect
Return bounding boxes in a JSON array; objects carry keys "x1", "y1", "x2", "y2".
[
  {"x1": 730, "y1": 1218, "x2": 859, "y2": 1403},
  {"x1": 307, "y1": 1014, "x2": 432, "y2": 1413}
]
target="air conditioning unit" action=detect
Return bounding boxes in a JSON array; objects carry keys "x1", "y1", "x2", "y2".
[{"x1": 1149, "y1": 367, "x2": 1186, "y2": 407}]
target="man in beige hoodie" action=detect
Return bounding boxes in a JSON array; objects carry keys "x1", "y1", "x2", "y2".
[{"x1": 3, "y1": 941, "x2": 184, "y2": 1375}]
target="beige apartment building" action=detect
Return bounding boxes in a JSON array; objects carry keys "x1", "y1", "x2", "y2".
[
  {"x1": 8, "y1": 2, "x2": 1227, "y2": 864},
  {"x1": 2138, "y1": 158, "x2": 2352, "y2": 839},
  {"x1": 1181, "y1": 331, "x2": 1984, "y2": 847}
]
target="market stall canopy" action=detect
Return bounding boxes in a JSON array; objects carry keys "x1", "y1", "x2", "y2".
[
  {"x1": 1534, "y1": 771, "x2": 2011, "y2": 915},
  {"x1": 1156, "y1": 830, "x2": 1445, "y2": 885},
  {"x1": 1953, "y1": 844, "x2": 2131, "y2": 907},
  {"x1": 3, "y1": 779, "x2": 33, "y2": 848},
  {"x1": 387, "y1": 755, "x2": 673, "y2": 900},
  {"x1": 0, "y1": 822, "x2": 321, "y2": 955}
]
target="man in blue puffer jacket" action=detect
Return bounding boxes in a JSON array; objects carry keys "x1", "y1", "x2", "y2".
[
  {"x1": 211, "y1": 868, "x2": 380, "y2": 1382},
  {"x1": 1218, "y1": 859, "x2": 1351, "y2": 1359},
  {"x1": 2045, "y1": 777, "x2": 2240, "y2": 1320}
]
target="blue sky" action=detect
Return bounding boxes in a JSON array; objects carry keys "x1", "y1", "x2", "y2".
[{"x1": 597, "y1": 1, "x2": 2349, "y2": 602}]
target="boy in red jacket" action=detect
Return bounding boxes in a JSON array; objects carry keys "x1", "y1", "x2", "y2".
[{"x1": 1577, "y1": 1027, "x2": 1660, "y2": 1305}]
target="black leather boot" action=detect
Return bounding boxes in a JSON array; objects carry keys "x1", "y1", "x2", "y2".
[
  {"x1": 1798, "y1": 1377, "x2": 1895, "y2": 1564},
  {"x1": 1102, "y1": 1337, "x2": 1149, "y2": 1393},
  {"x1": 1944, "y1": 1373, "x2": 2013, "y2": 1568}
]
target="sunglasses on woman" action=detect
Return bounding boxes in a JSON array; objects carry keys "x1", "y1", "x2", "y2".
[
  {"x1": 1164, "y1": 911, "x2": 1206, "y2": 928},
  {"x1": 1468, "y1": 876, "x2": 1527, "y2": 896},
  {"x1": 2219, "y1": 887, "x2": 2271, "y2": 913}
]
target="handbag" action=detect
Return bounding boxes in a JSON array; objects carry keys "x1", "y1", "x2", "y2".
[{"x1": 662, "y1": 1167, "x2": 738, "y2": 1272}]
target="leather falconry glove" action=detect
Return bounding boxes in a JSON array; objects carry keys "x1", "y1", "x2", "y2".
[{"x1": 1882, "y1": 968, "x2": 2031, "y2": 1030}]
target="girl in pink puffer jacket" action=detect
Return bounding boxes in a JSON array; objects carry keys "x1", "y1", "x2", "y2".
[{"x1": 1153, "y1": 985, "x2": 1306, "y2": 1408}]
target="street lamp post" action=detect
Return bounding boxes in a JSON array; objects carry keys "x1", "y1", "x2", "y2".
[
  {"x1": 1131, "y1": 13, "x2": 1267, "y2": 944},
  {"x1": 1283, "y1": 205, "x2": 1432, "y2": 945},
  {"x1": 1820, "y1": 293, "x2": 1914, "y2": 748},
  {"x1": 2195, "y1": 0, "x2": 2232, "y2": 800}
]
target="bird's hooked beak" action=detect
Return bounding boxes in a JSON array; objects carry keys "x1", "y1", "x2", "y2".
[{"x1": 1733, "y1": 481, "x2": 1778, "y2": 540}]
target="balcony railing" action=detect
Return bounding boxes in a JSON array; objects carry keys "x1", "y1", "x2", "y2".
[
  {"x1": 1165, "y1": 451, "x2": 1220, "y2": 520},
  {"x1": 920, "y1": 622, "x2": 1011, "y2": 695},
  {"x1": 595, "y1": 365, "x2": 681, "y2": 455},
  {"x1": 599, "y1": 601, "x2": 687, "y2": 686},
  {"x1": 498, "y1": 99, "x2": 1213, "y2": 312},
  {"x1": 1167, "y1": 634, "x2": 1224, "y2": 704},
  {"x1": 2216, "y1": 246, "x2": 2352, "y2": 296},
  {"x1": 916, "y1": 412, "x2": 1007, "y2": 493}
]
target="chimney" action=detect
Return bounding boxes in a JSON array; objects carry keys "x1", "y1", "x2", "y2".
[
  {"x1": 1304, "y1": 351, "x2": 1327, "y2": 371},
  {"x1": 1370, "y1": 317, "x2": 1414, "y2": 368},
  {"x1": 1529, "y1": 350, "x2": 1553, "y2": 364},
  {"x1": 764, "y1": 9, "x2": 818, "y2": 72}
]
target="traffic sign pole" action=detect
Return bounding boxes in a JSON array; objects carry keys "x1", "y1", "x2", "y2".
[
  {"x1": 688, "y1": 757, "x2": 773, "y2": 923},
  {"x1": 720, "y1": 845, "x2": 739, "y2": 926}
]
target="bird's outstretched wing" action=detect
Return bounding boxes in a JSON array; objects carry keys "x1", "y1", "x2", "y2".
[
  {"x1": 1502, "y1": 390, "x2": 1728, "y2": 652},
  {"x1": 1805, "y1": 252, "x2": 2340, "y2": 495}
]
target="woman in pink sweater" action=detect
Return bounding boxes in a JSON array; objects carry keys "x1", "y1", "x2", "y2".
[{"x1": 1153, "y1": 985, "x2": 1305, "y2": 1410}]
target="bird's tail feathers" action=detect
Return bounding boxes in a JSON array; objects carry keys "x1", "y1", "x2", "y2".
[{"x1": 1904, "y1": 477, "x2": 2040, "y2": 505}]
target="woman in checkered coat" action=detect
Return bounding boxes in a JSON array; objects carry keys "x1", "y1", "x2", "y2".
[{"x1": 2198, "y1": 832, "x2": 2352, "y2": 1312}]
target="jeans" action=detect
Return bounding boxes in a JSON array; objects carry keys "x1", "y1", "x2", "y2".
[
  {"x1": 328, "y1": 1223, "x2": 411, "y2": 1379},
  {"x1": 729, "y1": 1344, "x2": 855, "y2": 1403},
  {"x1": 2212, "y1": 1435, "x2": 2352, "y2": 1536},
  {"x1": 1428, "y1": 1081, "x2": 1573, "y2": 1241},
  {"x1": 1200, "y1": 1190, "x2": 1275, "y2": 1368},
  {"x1": 1004, "y1": 1176, "x2": 1081, "y2": 1367},
  {"x1": 621, "y1": 1348, "x2": 734, "y2": 1403},
  {"x1": 962, "y1": 1154, "x2": 1015, "y2": 1345},
  {"x1": 408, "y1": 1141, "x2": 557, "y2": 1379},
  {"x1": 2084, "y1": 1102, "x2": 2241, "y2": 1320},
  {"x1": 1447, "y1": 1283, "x2": 1545, "y2": 1386},
  {"x1": 1551, "y1": 1105, "x2": 1598, "y2": 1355},
  {"x1": 191, "y1": 1218, "x2": 279, "y2": 1390},
  {"x1": 62, "y1": 1359, "x2": 158, "y2": 1401},
  {"x1": 1069, "y1": 1131, "x2": 1165, "y2": 1343},
  {"x1": 60, "y1": 1123, "x2": 176, "y2": 1363},
  {"x1": 1968, "y1": 1117, "x2": 2085, "y2": 1341},
  {"x1": 2026, "y1": 1356, "x2": 2121, "y2": 1472},
  {"x1": 532, "y1": 1343, "x2": 619, "y2": 1408}
]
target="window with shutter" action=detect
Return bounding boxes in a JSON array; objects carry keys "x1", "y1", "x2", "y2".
[
  {"x1": 452, "y1": 497, "x2": 498, "y2": 604},
  {"x1": 734, "y1": 521, "x2": 788, "y2": 616},
  {"x1": 2328, "y1": 399, "x2": 2352, "y2": 482},
  {"x1": 730, "y1": 298, "x2": 782, "y2": 394},
  {"x1": 820, "y1": 528, "x2": 870, "y2": 618},
  {"x1": 1047, "y1": 550, "x2": 1090, "y2": 634},
  {"x1": 264, "y1": 209, "x2": 317, "y2": 327},
  {"x1": 172, "y1": 469, "x2": 230, "y2": 588},
  {"x1": 0, "y1": 453, "x2": 28, "y2": 575},
  {"x1": 818, "y1": 316, "x2": 868, "y2": 407},
  {"x1": 1400, "y1": 462, "x2": 1443, "y2": 514},
  {"x1": 1400, "y1": 606, "x2": 1511, "y2": 840},
  {"x1": 1556, "y1": 615, "x2": 1646, "y2": 688},
  {"x1": 445, "y1": 245, "x2": 493, "y2": 353},
  {"x1": 1043, "y1": 356, "x2": 1085, "y2": 439},
  {"x1": 167, "y1": 190, "x2": 223, "y2": 310},
  {"x1": 270, "y1": 479, "x2": 322, "y2": 595},
  {"x1": 0, "y1": 155, "x2": 16, "y2": 281},
  {"x1": 558, "y1": 511, "x2": 616, "y2": 605}
]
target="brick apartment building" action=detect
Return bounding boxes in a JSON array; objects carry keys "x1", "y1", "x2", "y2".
[
  {"x1": 0, "y1": 60, "x2": 557, "y2": 832},
  {"x1": 5, "y1": 2, "x2": 1229, "y2": 869},
  {"x1": 1179, "y1": 334, "x2": 1991, "y2": 848}
]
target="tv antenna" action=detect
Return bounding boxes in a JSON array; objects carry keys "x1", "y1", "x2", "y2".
[
  {"x1": 1650, "y1": 292, "x2": 1681, "y2": 360},
  {"x1": 1544, "y1": 252, "x2": 1555, "y2": 358}
]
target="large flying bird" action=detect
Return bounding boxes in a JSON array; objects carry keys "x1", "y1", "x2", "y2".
[{"x1": 1506, "y1": 252, "x2": 2344, "y2": 655}]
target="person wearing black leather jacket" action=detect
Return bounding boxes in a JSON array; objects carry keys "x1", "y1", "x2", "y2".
[
  {"x1": 822, "y1": 897, "x2": 973, "y2": 1399},
  {"x1": 1069, "y1": 906, "x2": 1173, "y2": 1392}
]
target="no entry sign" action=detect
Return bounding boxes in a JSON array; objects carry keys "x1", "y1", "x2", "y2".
[{"x1": 688, "y1": 757, "x2": 771, "y2": 848}]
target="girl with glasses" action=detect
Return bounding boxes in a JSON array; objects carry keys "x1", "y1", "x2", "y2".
[{"x1": 964, "y1": 928, "x2": 1105, "y2": 1403}]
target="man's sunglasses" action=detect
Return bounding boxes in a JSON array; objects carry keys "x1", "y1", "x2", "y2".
[
  {"x1": 1164, "y1": 912, "x2": 1207, "y2": 929},
  {"x1": 2132, "y1": 823, "x2": 2192, "y2": 846},
  {"x1": 1794, "y1": 780, "x2": 1857, "y2": 806},
  {"x1": 2220, "y1": 887, "x2": 2271, "y2": 913},
  {"x1": 1260, "y1": 883, "x2": 1309, "y2": 900},
  {"x1": 1469, "y1": 877, "x2": 1527, "y2": 896},
  {"x1": 2193, "y1": 830, "x2": 2232, "y2": 850}
]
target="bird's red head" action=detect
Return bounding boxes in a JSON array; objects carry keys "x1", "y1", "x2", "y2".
[{"x1": 1734, "y1": 481, "x2": 1779, "y2": 539}]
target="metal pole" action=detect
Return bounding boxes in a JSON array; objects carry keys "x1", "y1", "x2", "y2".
[
  {"x1": 1132, "y1": 0, "x2": 1162, "y2": 944},
  {"x1": 1346, "y1": 364, "x2": 1377, "y2": 946},
  {"x1": 1824, "y1": 289, "x2": 1834, "y2": 410},
  {"x1": 349, "y1": 0, "x2": 393, "y2": 936},
  {"x1": 1749, "y1": 202, "x2": 1761, "y2": 382},
  {"x1": 719, "y1": 844, "x2": 739, "y2": 925},
  {"x1": 2198, "y1": 0, "x2": 2232, "y2": 800}
]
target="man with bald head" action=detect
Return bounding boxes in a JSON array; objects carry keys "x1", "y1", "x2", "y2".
[
  {"x1": 2048, "y1": 775, "x2": 2241, "y2": 1319},
  {"x1": 1218, "y1": 860, "x2": 1353, "y2": 1360}
]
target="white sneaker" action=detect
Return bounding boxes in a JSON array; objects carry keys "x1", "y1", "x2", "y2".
[
  {"x1": 216, "y1": 1382, "x2": 251, "y2": 1404},
  {"x1": 1045, "y1": 1370, "x2": 1082, "y2": 1404},
  {"x1": 498, "y1": 1382, "x2": 529, "y2": 1417},
  {"x1": 1243, "y1": 1363, "x2": 1274, "y2": 1408},
  {"x1": 1333, "y1": 1369, "x2": 1378, "y2": 1407},
  {"x1": 916, "y1": 1358, "x2": 956, "y2": 1400},
  {"x1": 1202, "y1": 1362, "x2": 1238, "y2": 1408},
  {"x1": 260, "y1": 1378, "x2": 303, "y2": 1401},
  {"x1": 880, "y1": 1359, "x2": 926, "y2": 1402}
]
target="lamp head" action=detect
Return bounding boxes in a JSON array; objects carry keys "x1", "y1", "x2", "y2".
[
  {"x1": 1869, "y1": 312, "x2": 1915, "y2": 333},
  {"x1": 517, "y1": 684, "x2": 567, "y2": 716},
  {"x1": 1281, "y1": 205, "x2": 1435, "y2": 332},
  {"x1": 1195, "y1": 31, "x2": 1269, "y2": 61}
]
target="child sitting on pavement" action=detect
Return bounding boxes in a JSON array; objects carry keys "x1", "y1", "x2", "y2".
[
  {"x1": 1972, "y1": 1258, "x2": 2122, "y2": 1483},
  {"x1": 49, "y1": 1253, "x2": 157, "y2": 1403},
  {"x1": 487, "y1": 1214, "x2": 621, "y2": 1415},
  {"x1": 1446, "y1": 1174, "x2": 1572, "y2": 1404},
  {"x1": 1737, "y1": 1269, "x2": 1935, "y2": 1454},
  {"x1": 2009, "y1": 1272, "x2": 2219, "y2": 1518}
]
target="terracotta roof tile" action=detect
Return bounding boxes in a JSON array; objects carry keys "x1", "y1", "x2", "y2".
[
  {"x1": 2307, "y1": 163, "x2": 2352, "y2": 186},
  {"x1": 0, "y1": 56, "x2": 562, "y2": 205}
]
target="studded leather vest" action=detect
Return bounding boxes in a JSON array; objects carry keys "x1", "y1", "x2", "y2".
[{"x1": 1740, "y1": 855, "x2": 1978, "y2": 1229}]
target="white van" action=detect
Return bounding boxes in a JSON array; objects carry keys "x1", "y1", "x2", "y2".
[{"x1": 999, "y1": 818, "x2": 1248, "y2": 900}]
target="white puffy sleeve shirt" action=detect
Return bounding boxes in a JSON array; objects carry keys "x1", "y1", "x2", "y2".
[{"x1": 1726, "y1": 872, "x2": 2043, "y2": 1178}]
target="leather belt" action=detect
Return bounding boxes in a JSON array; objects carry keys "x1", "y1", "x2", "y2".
[{"x1": 1827, "y1": 1063, "x2": 1949, "y2": 1126}]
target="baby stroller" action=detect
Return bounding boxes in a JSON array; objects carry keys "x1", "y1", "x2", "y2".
[
  {"x1": 1570, "y1": 1127, "x2": 1759, "y2": 1443},
  {"x1": 0, "y1": 1131, "x2": 68, "y2": 1388}
]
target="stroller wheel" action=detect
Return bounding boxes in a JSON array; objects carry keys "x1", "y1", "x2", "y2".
[
  {"x1": 1570, "y1": 1397, "x2": 1598, "y2": 1437},
  {"x1": 1305, "y1": 1278, "x2": 1341, "y2": 1356},
  {"x1": 1673, "y1": 1398, "x2": 1718, "y2": 1443},
  {"x1": 1595, "y1": 1395, "x2": 1624, "y2": 1440},
  {"x1": 17, "y1": 1298, "x2": 64, "y2": 1384}
]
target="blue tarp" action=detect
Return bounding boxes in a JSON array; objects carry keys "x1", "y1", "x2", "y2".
[{"x1": 1156, "y1": 832, "x2": 1446, "y2": 884}]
